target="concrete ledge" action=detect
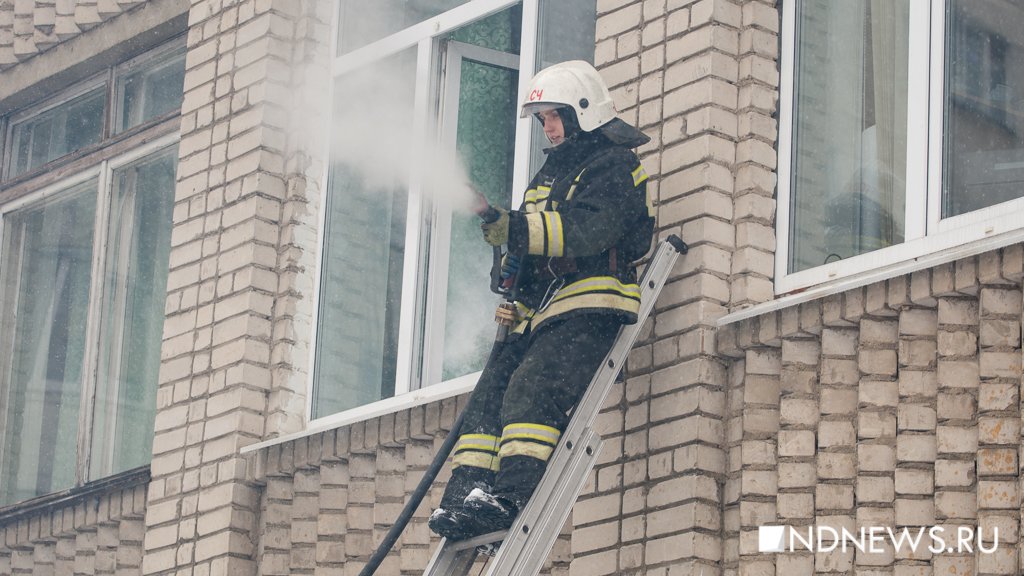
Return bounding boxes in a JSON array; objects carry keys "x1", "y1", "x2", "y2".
[{"x1": 718, "y1": 229, "x2": 1024, "y2": 327}]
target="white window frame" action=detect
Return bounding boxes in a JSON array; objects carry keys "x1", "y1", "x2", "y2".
[
  {"x1": 776, "y1": 0, "x2": 1024, "y2": 295},
  {"x1": 0, "y1": 132, "x2": 179, "y2": 498},
  {"x1": 306, "y1": 0, "x2": 543, "y2": 429},
  {"x1": 421, "y1": 40, "x2": 521, "y2": 389}
]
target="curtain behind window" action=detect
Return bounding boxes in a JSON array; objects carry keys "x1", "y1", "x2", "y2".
[
  {"x1": 790, "y1": 0, "x2": 909, "y2": 272},
  {"x1": 441, "y1": 9, "x2": 521, "y2": 381},
  {"x1": 0, "y1": 184, "x2": 96, "y2": 505},
  {"x1": 90, "y1": 150, "x2": 176, "y2": 480}
]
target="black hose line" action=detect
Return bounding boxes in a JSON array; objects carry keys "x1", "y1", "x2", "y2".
[
  {"x1": 357, "y1": 409, "x2": 467, "y2": 576},
  {"x1": 358, "y1": 328, "x2": 508, "y2": 576},
  {"x1": 362, "y1": 200, "x2": 517, "y2": 575}
]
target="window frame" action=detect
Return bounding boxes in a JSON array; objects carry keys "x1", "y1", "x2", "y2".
[
  {"x1": 2, "y1": 73, "x2": 110, "y2": 182},
  {"x1": 1, "y1": 36, "x2": 186, "y2": 185},
  {"x1": 0, "y1": 133, "x2": 178, "y2": 503},
  {"x1": 0, "y1": 38, "x2": 184, "y2": 505},
  {"x1": 421, "y1": 40, "x2": 522, "y2": 389},
  {"x1": 0, "y1": 140, "x2": 181, "y2": 501},
  {"x1": 112, "y1": 38, "x2": 188, "y2": 135},
  {"x1": 306, "y1": 0, "x2": 543, "y2": 428},
  {"x1": 776, "y1": 0, "x2": 1024, "y2": 294}
]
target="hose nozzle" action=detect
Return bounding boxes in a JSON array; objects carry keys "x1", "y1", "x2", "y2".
[{"x1": 470, "y1": 190, "x2": 501, "y2": 223}]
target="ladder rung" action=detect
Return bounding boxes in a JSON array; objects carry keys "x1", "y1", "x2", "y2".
[{"x1": 444, "y1": 531, "x2": 507, "y2": 552}]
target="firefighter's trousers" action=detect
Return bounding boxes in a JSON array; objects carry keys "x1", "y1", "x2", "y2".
[{"x1": 447, "y1": 314, "x2": 620, "y2": 509}]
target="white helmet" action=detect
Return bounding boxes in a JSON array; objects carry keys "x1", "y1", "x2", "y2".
[{"x1": 520, "y1": 60, "x2": 617, "y2": 133}]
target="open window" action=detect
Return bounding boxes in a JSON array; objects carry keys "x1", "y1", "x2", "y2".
[{"x1": 309, "y1": 0, "x2": 596, "y2": 424}]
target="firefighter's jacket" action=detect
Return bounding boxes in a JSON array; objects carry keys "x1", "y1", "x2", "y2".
[{"x1": 504, "y1": 130, "x2": 654, "y2": 334}]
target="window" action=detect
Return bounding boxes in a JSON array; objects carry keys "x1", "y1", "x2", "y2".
[
  {"x1": 114, "y1": 43, "x2": 188, "y2": 133},
  {"x1": 311, "y1": 0, "x2": 596, "y2": 421},
  {"x1": 0, "y1": 181, "x2": 97, "y2": 504},
  {"x1": 3, "y1": 39, "x2": 186, "y2": 182},
  {"x1": 777, "y1": 0, "x2": 1024, "y2": 292},
  {"x1": 8, "y1": 84, "x2": 106, "y2": 178},
  {"x1": 0, "y1": 40, "x2": 183, "y2": 507}
]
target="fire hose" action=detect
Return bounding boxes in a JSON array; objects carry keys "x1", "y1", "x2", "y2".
[{"x1": 358, "y1": 192, "x2": 513, "y2": 576}]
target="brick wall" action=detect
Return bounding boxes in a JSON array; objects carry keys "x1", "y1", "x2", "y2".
[
  {"x1": 0, "y1": 480, "x2": 148, "y2": 576},
  {"x1": 144, "y1": 0, "x2": 329, "y2": 573},
  {"x1": 249, "y1": 396, "x2": 573, "y2": 575},
  {"x1": 0, "y1": 0, "x2": 147, "y2": 67},
  {"x1": 570, "y1": 0, "x2": 779, "y2": 573},
  {"x1": 718, "y1": 246, "x2": 1024, "y2": 574},
  {"x1": 22, "y1": 0, "x2": 1024, "y2": 574}
]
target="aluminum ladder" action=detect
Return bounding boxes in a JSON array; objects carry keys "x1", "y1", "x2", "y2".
[{"x1": 423, "y1": 235, "x2": 688, "y2": 576}]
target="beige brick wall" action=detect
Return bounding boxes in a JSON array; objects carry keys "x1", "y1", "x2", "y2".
[
  {"x1": 718, "y1": 246, "x2": 1024, "y2": 574},
  {"x1": 144, "y1": 0, "x2": 329, "y2": 573},
  {"x1": 249, "y1": 396, "x2": 573, "y2": 575},
  {"x1": 0, "y1": 0, "x2": 147, "y2": 67},
  {"x1": 1, "y1": 0, "x2": 783, "y2": 573},
  {"x1": 25, "y1": 0, "x2": 1024, "y2": 574},
  {"x1": 570, "y1": 0, "x2": 779, "y2": 573},
  {"x1": 15, "y1": 0, "x2": 1023, "y2": 572},
  {"x1": 0, "y1": 481, "x2": 148, "y2": 576}
]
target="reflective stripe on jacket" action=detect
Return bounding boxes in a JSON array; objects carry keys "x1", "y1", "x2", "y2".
[{"x1": 505, "y1": 131, "x2": 654, "y2": 334}]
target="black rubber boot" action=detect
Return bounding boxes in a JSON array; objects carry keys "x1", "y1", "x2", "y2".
[
  {"x1": 461, "y1": 487, "x2": 520, "y2": 535},
  {"x1": 429, "y1": 467, "x2": 495, "y2": 539}
]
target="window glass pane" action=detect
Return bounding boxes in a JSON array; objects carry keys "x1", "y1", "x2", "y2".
[
  {"x1": 115, "y1": 47, "x2": 186, "y2": 133},
  {"x1": 442, "y1": 9, "x2": 521, "y2": 381},
  {"x1": 943, "y1": 0, "x2": 1024, "y2": 217},
  {"x1": 789, "y1": 0, "x2": 909, "y2": 273},
  {"x1": 313, "y1": 49, "x2": 416, "y2": 418},
  {"x1": 537, "y1": 0, "x2": 596, "y2": 69},
  {"x1": 337, "y1": 0, "x2": 470, "y2": 55},
  {"x1": 530, "y1": 0, "x2": 597, "y2": 171},
  {"x1": 90, "y1": 149, "x2": 176, "y2": 480},
  {"x1": 10, "y1": 88, "x2": 105, "y2": 178},
  {"x1": 0, "y1": 183, "x2": 97, "y2": 505}
]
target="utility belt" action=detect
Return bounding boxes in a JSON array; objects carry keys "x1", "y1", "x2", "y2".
[
  {"x1": 496, "y1": 248, "x2": 641, "y2": 332},
  {"x1": 532, "y1": 247, "x2": 625, "y2": 281}
]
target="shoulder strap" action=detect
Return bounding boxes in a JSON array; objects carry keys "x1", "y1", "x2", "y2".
[{"x1": 557, "y1": 146, "x2": 622, "y2": 204}]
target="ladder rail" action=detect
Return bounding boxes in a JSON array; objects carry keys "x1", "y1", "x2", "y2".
[
  {"x1": 536, "y1": 235, "x2": 682, "y2": 474},
  {"x1": 484, "y1": 237, "x2": 683, "y2": 576},
  {"x1": 485, "y1": 430, "x2": 603, "y2": 576},
  {"x1": 423, "y1": 236, "x2": 686, "y2": 576}
]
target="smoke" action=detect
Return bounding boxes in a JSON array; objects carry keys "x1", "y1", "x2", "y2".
[
  {"x1": 329, "y1": 55, "x2": 479, "y2": 214},
  {"x1": 308, "y1": 52, "x2": 502, "y2": 384}
]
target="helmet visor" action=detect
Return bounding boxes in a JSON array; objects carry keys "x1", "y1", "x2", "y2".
[{"x1": 520, "y1": 101, "x2": 564, "y2": 119}]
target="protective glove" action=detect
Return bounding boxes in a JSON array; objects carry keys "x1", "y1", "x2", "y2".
[{"x1": 480, "y1": 207, "x2": 509, "y2": 246}]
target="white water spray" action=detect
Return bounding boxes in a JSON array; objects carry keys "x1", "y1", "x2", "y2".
[{"x1": 304, "y1": 53, "x2": 507, "y2": 383}]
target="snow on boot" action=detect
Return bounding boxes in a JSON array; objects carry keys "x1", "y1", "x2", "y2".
[
  {"x1": 462, "y1": 487, "x2": 519, "y2": 535},
  {"x1": 428, "y1": 507, "x2": 490, "y2": 541},
  {"x1": 428, "y1": 508, "x2": 462, "y2": 540},
  {"x1": 429, "y1": 466, "x2": 495, "y2": 539},
  {"x1": 438, "y1": 466, "x2": 494, "y2": 513}
]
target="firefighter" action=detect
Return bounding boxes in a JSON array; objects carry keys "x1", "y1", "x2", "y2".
[{"x1": 429, "y1": 60, "x2": 654, "y2": 540}]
